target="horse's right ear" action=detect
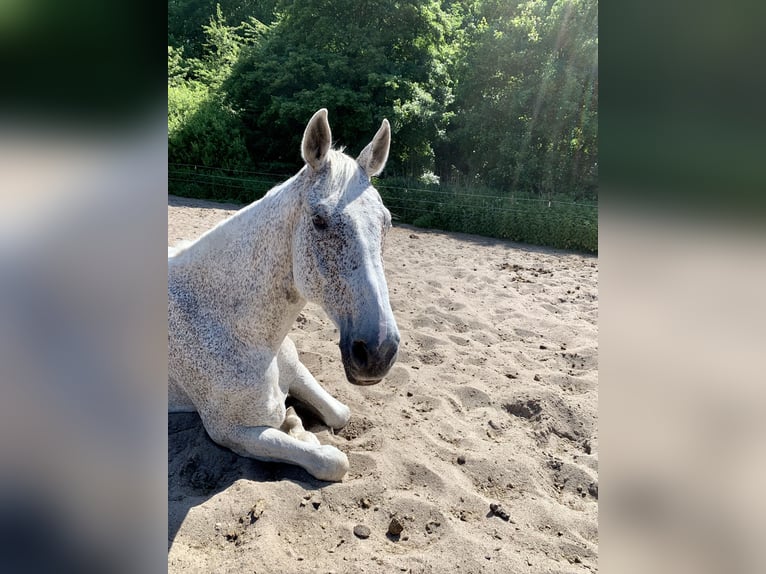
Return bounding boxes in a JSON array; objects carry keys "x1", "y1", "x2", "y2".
[{"x1": 302, "y1": 108, "x2": 332, "y2": 171}]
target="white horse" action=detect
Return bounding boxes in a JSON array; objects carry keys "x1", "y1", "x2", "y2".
[{"x1": 168, "y1": 109, "x2": 400, "y2": 481}]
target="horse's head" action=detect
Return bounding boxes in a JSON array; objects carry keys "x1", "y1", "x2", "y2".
[{"x1": 292, "y1": 109, "x2": 400, "y2": 385}]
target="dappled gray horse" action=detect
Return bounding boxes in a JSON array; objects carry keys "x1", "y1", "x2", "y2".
[{"x1": 168, "y1": 109, "x2": 400, "y2": 481}]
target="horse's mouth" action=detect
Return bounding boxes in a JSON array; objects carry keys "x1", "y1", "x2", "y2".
[
  {"x1": 347, "y1": 374, "x2": 383, "y2": 386},
  {"x1": 342, "y1": 363, "x2": 385, "y2": 386}
]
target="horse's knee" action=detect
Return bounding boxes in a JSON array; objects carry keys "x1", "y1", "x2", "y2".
[{"x1": 278, "y1": 336, "x2": 298, "y2": 361}]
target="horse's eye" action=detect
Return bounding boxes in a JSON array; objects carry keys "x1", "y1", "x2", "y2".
[{"x1": 312, "y1": 214, "x2": 328, "y2": 230}]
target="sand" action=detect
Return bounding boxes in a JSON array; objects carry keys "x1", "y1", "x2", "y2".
[{"x1": 168, "y1": 195, "x2": 598, "y2": 573}]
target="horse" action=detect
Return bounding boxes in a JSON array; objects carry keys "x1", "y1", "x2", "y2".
[{"x1": 168, "y1": 109, "x2": 400, "y2": 481}]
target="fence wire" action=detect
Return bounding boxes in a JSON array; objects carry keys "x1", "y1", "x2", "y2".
[
  {"x1": 168, "y1": 163, "x2": 598, "y2": 252},
  {"x1": 168, "y1": 164, "x2": 597, "y2": 207}
]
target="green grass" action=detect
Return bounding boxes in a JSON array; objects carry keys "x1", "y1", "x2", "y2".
[{"x1": 376, "y1": 178, "x2": 598, "y2": 253}]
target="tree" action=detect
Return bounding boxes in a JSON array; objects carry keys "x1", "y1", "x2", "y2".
[
  {"x1": 443, "y1": 0, "x2": 598, "y2": 196},
  {"x1": 169, "y1": 0, "x2": 279, "y2": 57},
  {"x1": 168, "y1": 0, "x2": 598, "y2": 196},
  {"x1": 168, "y1": 5, "x2": 268, "y2": 173},
  {"x1": 224, "y1": 0, "x2": 455, "y2": 176}
]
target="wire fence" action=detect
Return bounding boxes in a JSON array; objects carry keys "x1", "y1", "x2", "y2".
[{"x1": 168, "y1": 163, "x2": 598, "y2": 252}]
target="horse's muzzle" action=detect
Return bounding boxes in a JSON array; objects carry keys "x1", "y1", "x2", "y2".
[{"x1": 340, "y1": 330, "x2": 400, "y2": 385}]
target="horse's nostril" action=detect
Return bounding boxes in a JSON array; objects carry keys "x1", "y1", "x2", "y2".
[{"x1": 351, "y1": 340, "x2": 369, "y2": 366}]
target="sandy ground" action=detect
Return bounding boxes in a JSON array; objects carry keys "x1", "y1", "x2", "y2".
[{"x1": 168, "y1": 195, "x2": 598, "y2": 573}]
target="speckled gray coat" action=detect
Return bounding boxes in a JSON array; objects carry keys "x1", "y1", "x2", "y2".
[{"x1": 168, "y1": 110, "x2": 399, "y2": 481}]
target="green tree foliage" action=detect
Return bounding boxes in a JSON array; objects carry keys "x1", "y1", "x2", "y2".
[
  {"x1": 168, "y1": 5, "x2": 269, "y2": 196},
  {"x1": 167, "y1": 0, "x2": 598, "y2": 248},
  {"x1": 222, "y1": 0, "x2": 455, "y2": 175},
  {"x1": 169, "y1": 0, "x2": 279, "y2": 57},
  {"x1": 443, "y1": 0, "x2": 598, "y2": 197}
]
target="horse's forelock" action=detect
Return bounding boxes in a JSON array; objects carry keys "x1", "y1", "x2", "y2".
[{"x1": 306, "y1": 149, "x2": 367, "y2": 205}]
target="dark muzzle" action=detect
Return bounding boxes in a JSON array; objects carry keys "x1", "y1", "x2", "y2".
[{"x1": 340, "y1": 329, "x2": 400, "y2": 385}]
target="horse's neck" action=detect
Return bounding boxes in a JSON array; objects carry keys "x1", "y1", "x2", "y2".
[{"x1": 175, "y1": 184, "x2": 305, "y2": 350}]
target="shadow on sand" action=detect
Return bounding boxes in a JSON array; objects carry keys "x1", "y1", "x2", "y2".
[{"x1": 168, "y1": 407, "x2": 331, "y2": 550}]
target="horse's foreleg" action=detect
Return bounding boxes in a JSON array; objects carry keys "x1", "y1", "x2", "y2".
[
  {"x1": 278, "y1": 337, "x2": 351, "y2": 429},
  {"x1": 217, "y1": 424, "x2": 349, "y2": 482}
]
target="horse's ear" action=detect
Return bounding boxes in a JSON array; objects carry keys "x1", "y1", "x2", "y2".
[
  {"x1": 357, "y1": 119, "x2": 390, "y2": 177},
  {"x1": 302, "y1": 108, "x2": 332, "y2": 171}
]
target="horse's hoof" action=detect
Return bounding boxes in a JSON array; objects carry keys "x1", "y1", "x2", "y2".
[
  {"x1": 327, "y1": 404, "x2": 351, "y2": 430},
  {"x1": 311, "y1": 445, "x2": 349, "y2": 482}
]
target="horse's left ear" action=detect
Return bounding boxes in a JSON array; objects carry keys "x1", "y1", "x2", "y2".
[{"x1": 357, "y1": 119, "x2": 390, "y2": 177}]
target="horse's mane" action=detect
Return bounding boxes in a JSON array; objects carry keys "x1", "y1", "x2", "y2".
[{"x1": 321, "y1": 148, "x2": 366, "y2": 206}]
